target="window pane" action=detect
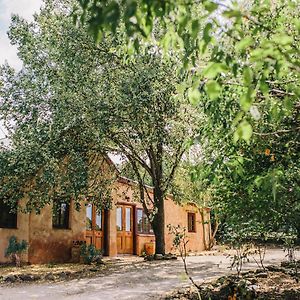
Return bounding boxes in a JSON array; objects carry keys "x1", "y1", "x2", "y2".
[
  {"x1": 188, "y1": 213, "x2": 196, "y2": 232},
  {"x1": 53, "y1": 201, "x2": 69, "y2": 229},
  {"x1": 125, "y1": 207, "x2": 131, "y2": 231},
  {"x1": 0, "y1": 200, "x2": 17, "y2": 229},
  {"x1": 86, "y1": 204, "x2": 93, "y2": 230},
  {"x1": 137, "y1": 209, "x2": 143, "y2": 233},
  {"x1": 116, "y1": 207, "x2": 122, "y2": 231},
  {"x1": 95, "y1": 211, "x2": 102, "y2": 230}
]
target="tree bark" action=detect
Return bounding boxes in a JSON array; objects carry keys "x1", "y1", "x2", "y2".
[{"x1": 152, "y1": 195, "x2": 165, "y2": 255}]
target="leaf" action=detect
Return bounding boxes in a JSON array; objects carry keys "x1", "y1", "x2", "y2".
[
  {"x1": 223, "y1": 9, "x2": 242, "y2": 19},
  {"x1": 234, "y1": 120, "x2": 253, "y2": 143},
  {"x1": 204, "y1": 1, "x2": 219, "y2": 13},
  {"x1": 188, "y1": 87, "x2": 201, "y2": 105},
  {"x1": 239, "y1": 88, "x2": 255, "y2": 112},
  {"x1": 203, "y1": 23, "x2": 213, "y2": 44},
  {"x1": 243, "y1": 67, "x2": 253, "y2": 86},
  {"x1": 191, "y1": 19, "x2": 200, "y2": 38},
  {"x1": 203, "y1": 62, "x2": 228, "y2": 79},
  {"x1": 205, "y1": 80, "x2": 221, "y2": 100},
  {"x1": 273, "y1": 34, "x2": 293, "y2": 46},
  {"x1": 236, "y1": 37, "x2": 254, "y2": 51}
]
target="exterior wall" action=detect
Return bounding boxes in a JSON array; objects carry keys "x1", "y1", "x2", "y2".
[
  {"x1": 28, "y1": 201, "x2": 86, "y2": 264},
  {"x1": 0, "y1": 156, "x2": 211, "y2": 264},
  {"x1": 164, "y1": 198, "x2": 210, "y2": 254},
  {"x1": 0, "y1": 205, "x2": 30, "y2": 263}
]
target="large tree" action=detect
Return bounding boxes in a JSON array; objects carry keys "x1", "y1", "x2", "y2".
[{"x1": 0, "y1": 0, "x2": 196, "y2": 254}]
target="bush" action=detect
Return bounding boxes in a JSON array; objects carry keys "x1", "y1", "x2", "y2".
[
  {"x1": 80, "y1": 244, "x2": 102, "y2": 265},
  {"x1": 5, "y1": 236, "x2": 28, "y2": 267}
]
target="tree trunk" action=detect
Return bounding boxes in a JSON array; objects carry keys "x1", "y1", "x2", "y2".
[{"x1": 152, "y1": 189, "x2": 165, "y2": 255}]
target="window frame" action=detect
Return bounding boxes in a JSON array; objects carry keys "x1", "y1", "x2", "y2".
[
  {"x1": 52, "y1": 201, "x2": 70, "y2": 229},
  {"x1": 187, "y1": 212, "x2": 196, "y2": 233},
  {"x1": 0, "y1": 199, "x2": 17, "y2": 229},
  {"x1": 136, "y1": 208, "x2": 153, "y2": 235}
]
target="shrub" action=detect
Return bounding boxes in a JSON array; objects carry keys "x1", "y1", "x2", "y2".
[
  {"x1": 80, "y1": 244, "x2": 102, "y2": 265},
  {"x1": 5, "y1": 236, "x2": 28, "y2": 267}
]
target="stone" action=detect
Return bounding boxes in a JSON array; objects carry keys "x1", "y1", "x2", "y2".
[
  {"x1": 89, "y1": 267, "x2": 99, "y2": 272},
  {"x1": 155, "y1": 254, "x2": 163, "y2": 260},
  {"x1": 44, "y1": 273, "x2": 55, "y2": 281},
  {"x1": 255, "y1": 272, "x2": 268, "y2": 278},
  {"x1": 4, "y1": 275, "x2": 17, "y2": 283},
  {"x1": 18, "y1": 274, "x2": 35, "y2": 281}
]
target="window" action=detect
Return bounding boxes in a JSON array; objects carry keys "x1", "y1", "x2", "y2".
[
  {"x1": 0, "y1": 199, "x2": 17, "y2": 229},
  {"x1": 137, "y1": 209, "x2": 153, "y2": 234},
  {"x1": 187, "y1": 212, "x2": 196, "y2": 232},
  {"x1": 53, "y1": 201, "x2": 70, "y2": 229}
]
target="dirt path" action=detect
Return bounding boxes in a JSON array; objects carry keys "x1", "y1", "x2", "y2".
[{"x1": 0, "y1": 249, "x2": 298, "y2": 300}]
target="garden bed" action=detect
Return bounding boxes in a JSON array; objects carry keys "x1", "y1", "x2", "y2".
[
  {"x1": 164, "y1": 262, "x2": 300, "y2": 300},
  {"x1": 0, "y1": 262, "x2": 107, "y2": 284}
]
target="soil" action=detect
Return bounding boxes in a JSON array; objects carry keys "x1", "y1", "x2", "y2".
[
  {"x1": 0, "y1": 249, "x2": 299, "y2": 300},
  {"x1": 164, "y1": 262, "x2": 300, "y2": 300}
]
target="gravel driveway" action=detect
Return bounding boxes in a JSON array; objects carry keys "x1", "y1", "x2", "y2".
[{"x1": 0, "y1": 249, "x2": 297, "y2": 300}]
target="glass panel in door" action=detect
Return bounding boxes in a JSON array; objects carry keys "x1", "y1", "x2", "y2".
[
  {"x1": 86, "y1": 204, "x2": 92, "y2": 230},
  {"x1": 116, "y1": 207, "x2": 122, "y2": 231},
  {"x1": 125, "y1": 207, "x2": 131, "y2": 231},
  {"x1": 95, "y1": 210, "x2": 102, "y2": 230}
]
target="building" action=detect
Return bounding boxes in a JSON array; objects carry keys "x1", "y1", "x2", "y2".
[{"x1": 0, "y1": 156, "x2": 211, "y2": 264}]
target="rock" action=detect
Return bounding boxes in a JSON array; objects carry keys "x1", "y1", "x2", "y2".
[
  {"x1": 44, "y1": 273, "x2": 55, "y2": 281},
  {"x1": 246, "y1": 277, "x2": 257, "y2": 284},
  {"x1": 266, "y1": 265, "x2": 283, "y2": 272},
  {"x1": 58, "y1": 272, "x2": 68, "y2": 279},
  {"x1": 18, "y1": 274, "x2": 35, "y2": 282},
  {"x1": 155, "y1": 254, "x2": 163, "y2": 260},
  {"x1": 4, "y1": 275, "x2": 17, "y2": 283},
  {"x1": 248, "y1": 284, "x2": 259, "y2": 291},
  {"x1": 89, "y1": 267, "x2": 99, "y2": 272},
  {"x1": 255, "y1": 272, "x2": 268, "y2": 278}
]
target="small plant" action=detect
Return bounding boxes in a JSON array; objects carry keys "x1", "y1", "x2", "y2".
[
  {"x1": 230, "y1": 243, "x2": 254, "y2": 276},
  {"x1": 283, "y1": 235, "x2": 298, "y2": 281},
  {"x1": 168, "y1": 224, "x2": 202, "y2": 300},
  {"x1": 252, "y1": 243, "x2": 267, "y2": 271},
  {"x1": 5, "y1": 236, "x2": 28, "y2": 267},
  {"x1": 80, "y1": 244, "x2": 102, "y2": 265}
]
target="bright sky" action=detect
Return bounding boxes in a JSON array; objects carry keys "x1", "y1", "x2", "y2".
[{"x1": 0, "y1": 0, "x2": 42, "y2": 139}]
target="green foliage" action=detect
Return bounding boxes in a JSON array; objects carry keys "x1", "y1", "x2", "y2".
[
  {"x1": 5, "y1": 236, "x2": 28, "y2": 257},
  {"x1": 80, "y1": 243, "x2": 102, "y2": 264}
]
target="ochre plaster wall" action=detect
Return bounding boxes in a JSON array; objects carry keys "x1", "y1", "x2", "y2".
[
  {"x1": 28, "y1": 201, "x2": 86, "y2": 264},
  {"x1": 164, "y1": 198, "x2": 210, "y2": 254},
  {"x1": 0, "y1": 209, "x2": 30, "y2": 263}
]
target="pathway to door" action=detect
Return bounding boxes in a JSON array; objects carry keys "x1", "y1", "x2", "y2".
[{"x1": 0, "y1": 249, "x2": 295, "y2": 300}]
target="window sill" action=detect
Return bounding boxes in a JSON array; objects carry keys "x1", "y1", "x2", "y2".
[
  {"x1": 52, "y1": 227, "x2": 72, "y2": 230},
  {"x1": 137, "y1": 233, "x2": 155, "y2": 237},
  {"x1": 0, "y1": 227, "x2": 18, "y2": 230}
]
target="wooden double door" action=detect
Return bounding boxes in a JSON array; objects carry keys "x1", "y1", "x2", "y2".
[
  {"x1": 85, "y1": 204, "x2": 105, "y2": 252},
  {"x1": 116, "y1": 205, "x2": 134, "y2": 254}
]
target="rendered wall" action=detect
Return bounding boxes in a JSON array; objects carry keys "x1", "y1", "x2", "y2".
[
  {"x1": 0, "y1": 208, "x2": 30, "y2": 263},
  {"x1": 28, "y1": 201, "x2": 86, "y2": 264}
]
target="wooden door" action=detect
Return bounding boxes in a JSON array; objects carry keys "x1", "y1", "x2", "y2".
[
  {"x1": 116, "y1": 205, "x2": 133, "y2": 254},
  {"x1": 85, "y1": 204, "x2": 104, "y2": 251}
]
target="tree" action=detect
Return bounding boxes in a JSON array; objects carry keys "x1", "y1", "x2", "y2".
[
  {"x1": 0, "y1": 0, "x2": 197, "y2": 254},
  {"x1": 75, "y1": 0, "x2": 300, "y2": 141}
]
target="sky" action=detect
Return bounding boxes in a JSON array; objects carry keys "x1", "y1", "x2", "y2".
[{"x1": 0, "y1": 0, "x2": 42, "y2": 140}]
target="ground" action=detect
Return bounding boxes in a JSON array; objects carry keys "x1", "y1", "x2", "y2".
[{"x1": 0, "y1": 249, "x2": 299, "y2": 300}]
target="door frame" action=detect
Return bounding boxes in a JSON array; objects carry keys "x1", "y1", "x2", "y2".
[
  {"x1": 116, "y1": 203, "x2": 137, "y2": 255},
  {"x1": 85, "y1": 204, "x2": 109, "y2": 255}
]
